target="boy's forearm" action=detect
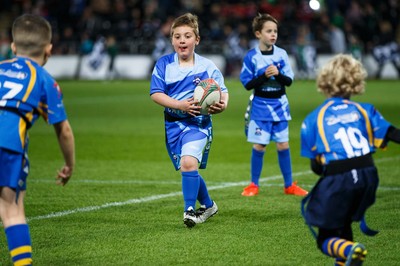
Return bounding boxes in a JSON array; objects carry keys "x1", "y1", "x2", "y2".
[{"x1": 54, "y1": 120, "x2": 75, "y2": 169}]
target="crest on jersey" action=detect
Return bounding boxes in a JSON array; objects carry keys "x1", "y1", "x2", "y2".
[
  {"x1": 53, "y1": 82, "x2": 62, "y2": 98},
  {"x1": 193, "y1": 77, "x2": 201, "y2": 85}
]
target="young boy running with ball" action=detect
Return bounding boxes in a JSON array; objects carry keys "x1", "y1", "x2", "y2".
[{"x1": 150, "y1": 13, "x2": 229, "y2": 228}]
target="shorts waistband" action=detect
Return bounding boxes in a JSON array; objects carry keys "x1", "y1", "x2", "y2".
[
  {"x1": 254, "y1": 88, "x2": 285, "y2": 98},
  {"x1": 164, "y1": 112, "x2": 187, "y2": 122},
  {"x1": 324, "y1": 153, "x2": 375, "y2": 176},
  {"x1": 0, "y1": 107, "x2": 32, "y2": 129}
]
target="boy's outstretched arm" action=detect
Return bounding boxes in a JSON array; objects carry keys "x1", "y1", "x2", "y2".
[
  {"x1": 385, "y1": 126, "x2": 400, "y2": 144},
  {"x1": 53, "y1": 120, "x2": 75, "y2": 186}
]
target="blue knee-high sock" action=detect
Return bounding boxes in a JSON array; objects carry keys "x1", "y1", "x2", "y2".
[
  {"x1": 5, "y1": 224, "x2": 32, "y2": 265},
  {"x1": 278, "y1": 149, "x2": 293, "y2": 188},
  {"x1": 182, "y1": 170, "x2": 200, "y2": 211},
  {"x1": 197, "y1": 175, "x2": 213, "y2": 208},
  {"x1": 251, "y1": 148, "x2": 264, "y2": 186}
]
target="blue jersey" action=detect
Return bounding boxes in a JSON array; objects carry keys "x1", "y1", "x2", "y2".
[
  {"x1": 150, "y1": 52, "x2": 227, "y2": 120},
  {"x1": 300, "y1": 97, "x2": 391, "y2": 164},
  {"x1": 0, "y1": 57, "x2": 67, "y2": 153},
  {"x1": 150, "y1": 52, "x2": 227, "y2": 170},
  {"x1": 240, "y1": 45, "x2": 294, "y2": 121}
]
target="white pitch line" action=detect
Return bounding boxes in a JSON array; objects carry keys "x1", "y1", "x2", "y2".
[
  {"x1": 27, "y1": 173, "x2": 294, "y2": 222},
  {"x1": 27, "y1": 155, "x2": 400, "y2": 222}
]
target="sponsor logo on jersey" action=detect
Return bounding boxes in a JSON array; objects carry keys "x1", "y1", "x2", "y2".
[
  {"x1": 326, "y1": 111, "x2": 360, "y2": 126},
  {"x1": 0, "y1": 69, "x2": 28, "y2": 79}
]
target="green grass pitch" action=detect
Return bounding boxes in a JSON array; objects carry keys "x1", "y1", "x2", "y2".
[{"x1": 0, "y1": 79, "x2": 399, "y2": 265}]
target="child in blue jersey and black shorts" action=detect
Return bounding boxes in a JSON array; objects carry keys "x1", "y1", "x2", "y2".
[
  {"x1": 150, "y1": 13, "x2": 229, "y2": 228},
  {"x1": 240, "y1": 13, "x2": 308, "y2": 197},
  {"x1": 301, "y1": 54, "x2": 400, "y2": 266},
  {"x1": 0, "y1": 14, "x2": 75, "y2": 264}
]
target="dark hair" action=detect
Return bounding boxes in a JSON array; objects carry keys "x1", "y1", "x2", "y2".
[{"x1": 252, "y1": 13, "x2": 278, "y2": 34}]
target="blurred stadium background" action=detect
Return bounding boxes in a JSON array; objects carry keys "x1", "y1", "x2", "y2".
[{"x1": 0, "y1": 0, "x2": 399, "y2": 79}]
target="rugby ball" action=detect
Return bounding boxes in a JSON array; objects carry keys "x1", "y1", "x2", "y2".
[{"x1": 193, "y1": 78, "x2": 221, "y2": 115}]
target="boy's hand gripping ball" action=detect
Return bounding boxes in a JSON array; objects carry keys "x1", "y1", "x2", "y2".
[{"x1": 193, "y1": 78, "x2": 221, "y2": 115}]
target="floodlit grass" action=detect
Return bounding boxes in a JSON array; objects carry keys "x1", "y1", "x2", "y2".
[{"x1": 0, "y1": 79, "x2": 399, "y2": 265}]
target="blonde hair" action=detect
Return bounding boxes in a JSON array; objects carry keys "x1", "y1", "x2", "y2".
[
  {"x1": 170, "y1": 13, "x2": 200, "y2": 39},
  {"x1": 12, "y1": 14, "x2": 52, "y2": 57},
  {"x1": 252, "y1": 13, "x2": 278, "y2": 34},
  {"x1": 317, "y1": 54, "x2": 367, "y2": 98}
]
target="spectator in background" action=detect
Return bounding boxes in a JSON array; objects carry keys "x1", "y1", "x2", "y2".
[
  {"x1": 75, "y1": 31, "x2": 93, "y2": 79},
  {"x1": 79, "y1": 31, "x2": 94, "y2": 55},
  {"x1": 0, "y1": 30, "x2": 12, "y2": 60},
  {"x1": 329, "y1": 22, "x2": 347, "y2": 54},
  {"x1": 358, "y1": 3, "x2": 379, "y2": 53},
  {"x1": 149, "y1": 17, "x2": 174, "y2": 77},
  {"x1": 58, "y1": 26, "x2": 78, "y2": 54},
  {"x1": 348, "y1": 33, "x2": 363, "y2": 61},
  {"x1": 223, "y1": 23, "x2": 249, "y2": 77},
  {"x1": 292, "y1": 24, "x2": 316, "y2": 79},
  {"x1": 372, "y1": 20, "x2": 400, "y2": 79},
  {"x1": 106, "y1": 34, "x2": 118, "y2": 80},
  {"x1": 88, "y1": 35, "x2": 107, "y2": 70}
]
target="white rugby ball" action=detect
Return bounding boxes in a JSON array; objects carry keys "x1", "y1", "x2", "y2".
[{"x1": 193, "y1": 78, "x2": 221, "y2": 115}]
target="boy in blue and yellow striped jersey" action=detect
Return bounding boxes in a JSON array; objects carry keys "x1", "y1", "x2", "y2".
[
  {"x1": 0, "y1": 14, "x2": 75, "y2": 265},
  {"x1": 301, "y1": 54, "x2": 400, "y2": 266}
]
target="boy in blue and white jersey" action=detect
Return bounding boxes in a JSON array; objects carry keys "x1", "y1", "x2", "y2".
[
  {"x1": 300, "y1": 54, "x2": 400, "y2": 266},
  {"x1": 240, "y1": 13, "x2": 308, "y2": 197},
  {"x1": 0, "y1": 14, "x2": 75, "y2": 265},
  {"x1": 150, "y1": 13, "x2": 229, "y2": 228}
]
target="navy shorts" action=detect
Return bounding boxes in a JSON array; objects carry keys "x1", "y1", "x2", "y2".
[{"x1": 304, "y1": 166, "x2": 378, "y2": 229}]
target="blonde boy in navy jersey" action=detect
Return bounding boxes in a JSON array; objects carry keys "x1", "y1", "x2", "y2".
[
  {"x1": 301, "y1": 54, "x2": 400, "y2": 266},
  {"x1": 0, "y1": 14, "x2": 75, "y2": 265}
]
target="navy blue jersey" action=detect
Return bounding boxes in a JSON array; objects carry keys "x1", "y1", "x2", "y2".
[
  {"x1": 240, "y1": 45, "x2": 294, "y2": 121},
  {"x1": 0, "y1": 57, "x2": 67, "y2": 153},
  {"x1": 301, "y1": 97, "x2": 391, "y2": 164}
]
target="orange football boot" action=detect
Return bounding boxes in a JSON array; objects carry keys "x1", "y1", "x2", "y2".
[
  {"x1": 284, "y1": 181, "x2": 308, "y2": 196},
  {"x1": 241, "y1": 182, "x2": 259, "y2": 196}
]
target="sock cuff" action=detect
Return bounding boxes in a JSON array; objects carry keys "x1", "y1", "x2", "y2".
[
  {"x1": 252, "y1": 148, "x2": 265, "y2": 156},
  {"x1": 278, "y1": 148, "x2": 290, "y2": 155},
  {"x1": 182, "y1": 170, "x2": 199, "y2": 178}
]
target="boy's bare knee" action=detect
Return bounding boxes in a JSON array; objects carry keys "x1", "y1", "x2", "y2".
[
  {"x1": 276, "y1": 142, "x2": 289, "y2": 151},
  {"x1": 180, "y1": 156, "x2": 199, "y2": 172}
]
